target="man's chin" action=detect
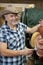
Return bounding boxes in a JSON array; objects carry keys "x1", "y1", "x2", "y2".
[{"x1": 11, "y1": 21, "x2": 19, "y2": 25}]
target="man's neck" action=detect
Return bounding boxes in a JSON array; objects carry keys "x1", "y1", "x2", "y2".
[{"x1": 7, "y1": 22, "x2": 16, "y2": 30}]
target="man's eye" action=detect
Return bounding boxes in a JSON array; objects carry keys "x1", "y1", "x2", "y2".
[{"x1": 10, "y1": 15, "x2": 13, "y2": 17}]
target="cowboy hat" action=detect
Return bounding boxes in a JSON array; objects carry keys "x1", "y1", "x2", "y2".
[{"x1": 0, "y1": 5, "x2": 21, "y2": 17}]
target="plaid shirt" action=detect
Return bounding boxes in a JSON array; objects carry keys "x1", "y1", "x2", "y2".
[{"x1": 0, "y1": 22, "x2": 27, "y2": 65}]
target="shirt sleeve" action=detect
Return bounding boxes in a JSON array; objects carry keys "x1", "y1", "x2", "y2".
[
  {"x1": 0, "y1": 28, "x2": 7, "y2": 43},
  {"x1": 21, "y1": 23, "x2": 27, "y2": 32}
]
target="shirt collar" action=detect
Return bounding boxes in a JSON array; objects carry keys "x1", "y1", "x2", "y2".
[{"x1": 4, "y1": 21, "x2": 20, "y2": 32}]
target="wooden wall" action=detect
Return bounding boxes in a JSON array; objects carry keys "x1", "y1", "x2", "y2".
[{"x1": 0, "y1": 0, "x2": 43, "y2": 9}]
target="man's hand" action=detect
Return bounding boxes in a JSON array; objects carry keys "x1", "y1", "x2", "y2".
[{"x1": 20, "y1": 48, "x2": 34, "y2": 56}]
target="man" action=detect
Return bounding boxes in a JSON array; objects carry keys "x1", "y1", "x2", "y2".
[{"x1": 0, "y1": 5, "x2": 40, "y2": 65}]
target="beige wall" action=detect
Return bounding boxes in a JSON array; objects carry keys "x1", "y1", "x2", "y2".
[
  {"x1": 0, "y1": 0, "x2": 43, "y2": 9},
  {"x1": 0, "y1": 3, "x2": 35, "y2": 11}
]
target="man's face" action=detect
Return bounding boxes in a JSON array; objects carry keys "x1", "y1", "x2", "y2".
[{"x1": 4, "y1": 13, "x2": 19, "y2": 25}]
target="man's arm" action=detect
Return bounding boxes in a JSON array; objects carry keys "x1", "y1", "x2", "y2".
[
  {"x1": 0, "y1": 42, "x2": 33, "y2": 57},
  {"x1": 0, "y1": 42, "x2": 21, "y2": 57},
  {"x1": 26, "y1": 24, "x2": 40, "y2": 33}
]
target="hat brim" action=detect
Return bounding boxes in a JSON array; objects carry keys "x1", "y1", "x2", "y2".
[{"x1": 0, "y1": 10, "x2": 19, "y2": 18}]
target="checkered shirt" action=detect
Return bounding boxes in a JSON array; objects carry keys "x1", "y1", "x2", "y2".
[{"x1": 0, "y1": 22, "x2": 27, "y2": 65}]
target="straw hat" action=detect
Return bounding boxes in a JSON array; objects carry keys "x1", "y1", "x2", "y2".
[{"x1": 0, "y1": 5, "x2": 21, "y2": 17}]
